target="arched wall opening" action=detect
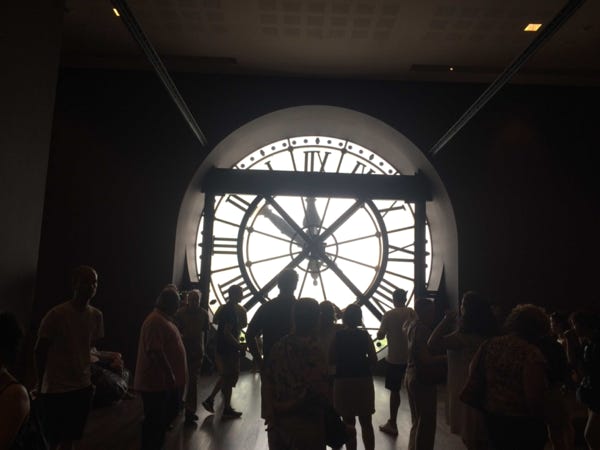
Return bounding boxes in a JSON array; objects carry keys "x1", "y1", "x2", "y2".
[{"x1": 173, "y1": 106, "x2": 458, "y2": 311}]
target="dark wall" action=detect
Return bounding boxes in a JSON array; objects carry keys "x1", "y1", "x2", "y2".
[
  {"x1": 0, "y1": 2, "x2": 62, "y2": 329},
  {"x1": 34, "y1": 69, "x2": 600, "y2": 363}
]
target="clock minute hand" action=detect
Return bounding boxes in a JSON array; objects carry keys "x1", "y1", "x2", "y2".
[
  {"x1": 303, "y1": 197, "x2": 321, "y2": 237},
  {"x1": 303, "y1": 197, "x2": 323, "y2": 285}
]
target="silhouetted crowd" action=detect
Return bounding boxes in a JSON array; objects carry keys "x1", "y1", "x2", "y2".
[{"x1": 1, "y1": 266, "x2": 600, "y2": 450}]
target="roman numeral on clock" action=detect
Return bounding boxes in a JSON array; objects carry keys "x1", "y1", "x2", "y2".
[
  {"x1": 213, "y1": 237, "x2": 238, "y2": 255},
  {"x1": 378, "y1": 203, "x2": 406, "y2": 214},
  {"x1": 371, "y1": 278, "x2": 400, "y2": 309},
  {"x1": 351, "y1": 161, "x2": 375, "y2": 175},
  {"x1": 388, "y1": 243, "x2": 415, "y2": 262},
  {"x1": 226, "y1": 194, "x2": 251, "y2": 212},
  {"x1": 303, "y1": 150, "x2": 331, "y2": 172},
  {"x1": 216, "y1": 274, "x2": 252, "y2": 301},
  {"x1": 388, "y1": 243, "x2": 430, "y2": 261}
]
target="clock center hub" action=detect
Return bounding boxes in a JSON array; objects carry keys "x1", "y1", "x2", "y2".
[{"x1": 290, "y1": 226, "x2": 339, "y2": 280}]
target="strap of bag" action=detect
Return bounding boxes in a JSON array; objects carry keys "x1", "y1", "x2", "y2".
[{"x1": 473, "y1": 339, "x2": 490, "y2": 374}]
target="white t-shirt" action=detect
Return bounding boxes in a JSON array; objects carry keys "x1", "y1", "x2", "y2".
[
  {"x1": 378, "y1": 306, "x2": 416, "y2": 365},
  {"x1": 38, "y1": 301, "x2": 104, "y2": 393}
]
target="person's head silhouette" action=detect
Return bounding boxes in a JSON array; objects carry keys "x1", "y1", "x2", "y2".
[
  {"x1": 277, "y1": 269, "x2": 299, "y2": 296},
  {"x1": 228, "y1": 285, "x2": 243, "y2": 304},
  {"x1": 392, "y1": 289, "x2": 408, "y2": 307}
]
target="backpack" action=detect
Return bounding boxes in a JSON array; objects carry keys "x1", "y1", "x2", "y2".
[
  {"x1": 90, "y1": 363, "x2": 129, "y2": 408},
  {"x1": 0, "y1": 372, "x2": 49, "y2": 450}
]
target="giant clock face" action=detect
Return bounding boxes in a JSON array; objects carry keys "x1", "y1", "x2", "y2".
[{"x1": 196, "y1": 135, "x2": 432, "y2": 346}]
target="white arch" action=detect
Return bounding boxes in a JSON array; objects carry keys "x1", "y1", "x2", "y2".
[{"x1": 173, "y1": 106, "x2": 458, "y2": 305}]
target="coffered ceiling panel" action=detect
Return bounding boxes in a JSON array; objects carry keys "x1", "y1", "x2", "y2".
[{"x1": 60, "y1": 0, "x2": 600, "y2": 85}]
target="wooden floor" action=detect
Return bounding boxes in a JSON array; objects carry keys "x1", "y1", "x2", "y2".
[
  {"x1": 78, "y1": 372, "x2": 465, "y2": 450},
  {"x1": 78, "y1": 373, "x2": 595, "y2": 450},
  {"x1": 77, "y1": 371, "x2": 594, "y2": 450}
]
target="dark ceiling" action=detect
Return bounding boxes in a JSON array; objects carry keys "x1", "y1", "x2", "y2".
[{"x1": 62, "y1": 0, "x2": 600, "y2": 85}]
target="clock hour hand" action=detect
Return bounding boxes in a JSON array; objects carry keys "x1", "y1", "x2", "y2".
[{"x1": 259, "y1": 206, "x2": 305, "y2": 246}]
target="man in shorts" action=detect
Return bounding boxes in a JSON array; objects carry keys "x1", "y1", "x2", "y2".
[
  {"x1": 35, "y1": 265, "x2": 104, "y2": 450},
  {"x1": 376, "y1": 288, "x2": 415, "y2": 436},
  {"x1": 205, "y1": 285, "x2": 245, "y2": 418}
]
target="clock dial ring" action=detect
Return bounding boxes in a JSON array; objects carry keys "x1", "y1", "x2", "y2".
[{"x1": 197, "y1": 135, "x2": 433, "y2": 350}]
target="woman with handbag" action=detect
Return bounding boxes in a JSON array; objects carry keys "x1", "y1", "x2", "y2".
[
  {"x1": 428, "y1": 291, "x2": 497, "y2": 450},
  {"x1": 462, "y1": 304, "x2": 549, "y2": 450},
  {"x1": 331, "y1": 304, "x2": 377, "y2": 450}
]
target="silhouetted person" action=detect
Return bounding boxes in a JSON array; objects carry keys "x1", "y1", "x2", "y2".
[
  {"x1": 316, "y1": 300, "x2": 343, "y2": 379},
  {"x1": 247, "y1": 269, "x2": 299, "y2": 428},
  {"x1": 466, "y1": 304, "x2": 549, "y2": 450},
  {"x1": 0, "y1": 312, "x2": 31, "y2": 449},
  {"x1": 264, "y1": 298, "x2": 330, "y2": 450},
  {"x1": 331, "y1": 304, "x2": 377, "y2": 450},
  {"x1": 179, "y1": 291, "x2": 189, "y2": 309},
  {"x1": 203, "y1": 287, "x2": 248, "y2": 414},
  {"x1": 35, "y1": 265, "x2": 103, "y2": 450},
  {"x1": 405, "y1": 298, "x2": 445, "y2": 450},
  {"x1": 134, "y1": 288, "x2": 187, "y2": 450},
  {"x1": 551, "y1": 311, "x2": 581, "y2": 374},
  {"x1": 535, "y1": 331, "x2": 573, "y2": 450},
  {"x1": 174, "y1": 289, "x2": 208, "y2": 424},
  {"x1": 246, "y1": 269, "x2": 299, "y2": 368},
  {"x1": 428, "y1": 291, "x2": 497, "y2": 450},
  {"x1": 376, "y1": 288, "x2": 415, "y2": 437},
  {"x1": 570, "y1": 310, "x2": 600, "y2": 449},
  {"x1": 202, "y1": 285, "x2": 246, "y2": 419}
]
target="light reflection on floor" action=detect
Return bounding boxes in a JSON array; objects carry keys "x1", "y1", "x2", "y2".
[{"x1": 81, "y1": 372, "x2": 467, "y2": 450}]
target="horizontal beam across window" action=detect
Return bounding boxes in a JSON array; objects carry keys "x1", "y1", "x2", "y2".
[{"x1": 202, "y1": 168, "x2": 432, "y2": 201}]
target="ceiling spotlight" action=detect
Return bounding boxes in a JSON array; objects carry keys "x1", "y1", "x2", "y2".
[
  {"x1": 524, "y1": 23, "x2": 542, "y2": 32},
  {"x1": 112, "y1": 7, "x2": 120, "y2": 17},
  {"x1": 449, "y1": 67, "x2": 454, "y2": 71}
]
